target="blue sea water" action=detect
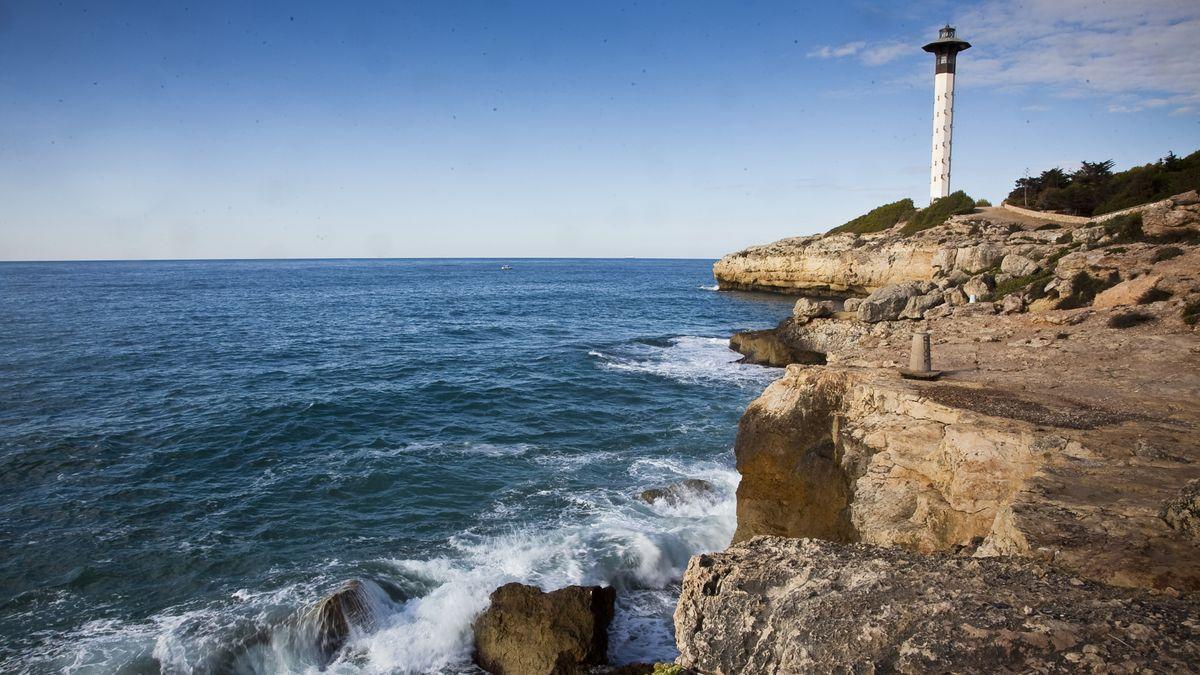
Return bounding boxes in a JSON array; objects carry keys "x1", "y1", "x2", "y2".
[{"x1": 0, "y1": 259, "x2": 793, "y2": 674}]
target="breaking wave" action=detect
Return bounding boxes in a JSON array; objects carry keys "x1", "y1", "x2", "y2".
[{"x1": 590, "y1": 335, "x2": 779, "y2": 386}]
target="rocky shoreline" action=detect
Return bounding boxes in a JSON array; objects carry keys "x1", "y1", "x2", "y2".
[{"x1": 293, "y1": 194, "x2": 1200, "y2": 673}]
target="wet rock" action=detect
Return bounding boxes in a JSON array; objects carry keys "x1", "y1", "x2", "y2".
[
  {"x1": 729, "y1": 329, "x2": 825, "y2": 367},
  {"x1": 675, "y1": 537, "x2": 1200, "y2": 674},
  {"x1": 792, "y1": 297, "x2": 836, "y2": 320},
  {"x1": 639, "y1": 479, "x2": 715, "y2": 506},
  {"x1": 303, "y1": 579, "x2": 395, "y2": 661},
  {"x1": 473, "y1": 583, "x2": 615, "y2": 675}
]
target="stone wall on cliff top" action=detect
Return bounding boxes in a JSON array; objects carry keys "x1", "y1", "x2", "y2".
[
  {"x1": 732, "y1": 364, "x2": 1200, "y2": 592},
  {"x1": 674, "y1": 537, "x2": 1200, "y2": 675}
]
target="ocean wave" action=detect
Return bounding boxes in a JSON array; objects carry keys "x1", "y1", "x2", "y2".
[
  {"x1": 591, "y1": 336, "x2": 779, "y2": 385},
  {"x1": 698, "y1": 284, "x2": 720, "y2": 291},
  {"x1": 17, "y1": 465, "x2": 739, "y2": 674}
]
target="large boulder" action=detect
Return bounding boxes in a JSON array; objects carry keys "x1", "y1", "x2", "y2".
[
  {"x1": 675, "y1": 537, "x2": 1200, "y2": 674},
  {"x1": 857, "y1": 282, "x2": 928, "y2": 323},
  {"x1": 301, "y1": 579, "x2": 396, "y2": 662},
  {"x1": 1093, "y1": 274, "x2": 1162, "y2": 309},
  {"x1": 899, "y1": 293, "x2": 943, "y2": 320},
  {"x1": 792, "y1": 297, "x2": 836, "y2": 320},
  {"x1": 473, "y1": 583, "x2": 615, "y2": 675},
  {"x1": 729, "y1": 329, "x2": 825, "y2": 367},
  {"x1": 962, "y1": 274, "x2": 995, "y2": 302},
  {"x1": 1001, "y1": 253, "x2": 1040, "y2": 277}
]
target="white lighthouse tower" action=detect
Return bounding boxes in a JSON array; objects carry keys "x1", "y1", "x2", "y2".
[{"x1": 923, "y1": 25, "x2": 970, "y2": 203}]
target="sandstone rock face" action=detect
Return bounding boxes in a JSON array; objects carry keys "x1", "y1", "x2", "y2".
[
  {"x1": 729, "y1": 329, "x2": 824, "y2": 367},
  {"x1": 674, "y1": 537, "x2": 1200, "y2": 675},
  {"x1": 1002, "y1": 253, "x2": 1040, "y2": 277},
  {"x1": 1093, "y1": 274, "x2": 1161, "y2": 308},
  {"x1": 792, "y1": 297, "x2": 835, "y2": 320},
  {"x1": 712, "y1": 233, "x2": 938, "y2": 295},
  {"x1": 857, "y1": 282, "x2": 930, "y2": 323},
  {"x1": 473, "y1": 583, "x2": 615, "y2": 675},
  {"x1": 732, "y1": 363, "x2": 1200, "y2": 590}
]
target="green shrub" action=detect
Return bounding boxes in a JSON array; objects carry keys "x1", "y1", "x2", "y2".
[
  {"x1": 992, "y1": 269, "x2": 1053, "y2": 300},
  {"x1": 1107, "y1": 311, "x2": 1155, "y2": 328},
  {"x1": 1153, "y1": 246, "x2": 1184, "y2": 262},
  {"x1": 1141, "y1": 287, "x2": 1173, "y2": 304},
  {"x1": 1183, "y1": 300, "x2": 1200, "y2": 326},
  {"x1": 1103, "y1": 213, "x2": 1144, "y2": 244},
  {"x1": 1006, "y1": 149, "x2": 1200, "y2": 217},
  {"x1": 828, "y1": 198, "x2": 917, "y2": 235},
  {"x1": 1058, "y1": 271, "x2": 1117, "y2": 309},
  {"x1": 1035, "y1": 223, "x2": 1062, "y2": 230},
  {"x1": 975, "y1": 198, "x2": 992, "y2": 207},
  {"x1": 901, "y1": 191, "x2": 976, "y2": 235}
]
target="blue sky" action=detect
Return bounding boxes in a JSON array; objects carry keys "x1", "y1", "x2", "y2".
[{"x1": 2, "y1": 0, "x2": 1198, "y2": 260}]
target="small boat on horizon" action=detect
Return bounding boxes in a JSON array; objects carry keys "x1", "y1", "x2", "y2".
[{"x1": 499, "y1": 264, "x2": 513, "y2": 271}]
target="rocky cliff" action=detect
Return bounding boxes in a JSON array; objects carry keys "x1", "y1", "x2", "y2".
[
  {"x1": 675, "y1": 537, "x2": 1200, "y2": 674},
  {"x1": 677, "y1": 193, "x2": 1200, "y2": 672}
]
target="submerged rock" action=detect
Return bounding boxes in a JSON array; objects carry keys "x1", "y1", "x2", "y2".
[
  {"x1": 675, "y1": 536, "x2": 1200, "y2": 674},
  {"x1": 473, "y1": 582, "x2": 615, "y2": 675},
  {"x1": 639, "y1": 479, "x2": 715, "y2": 506}
]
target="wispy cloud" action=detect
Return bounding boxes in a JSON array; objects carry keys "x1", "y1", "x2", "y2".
[
  {"x1": 807, "y1": 39, "x2": 909, "y2": 66},
  {"x1": 805, "y1": 0, "x2": 1200, "y2": 115},
  {"x1": 807, "y1": 41, "x2": 866, "y2": 59}
]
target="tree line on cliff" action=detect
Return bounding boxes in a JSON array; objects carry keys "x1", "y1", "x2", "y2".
[{"x1": 1007, "y1": 149, "x2": 1200, "y2": 217}]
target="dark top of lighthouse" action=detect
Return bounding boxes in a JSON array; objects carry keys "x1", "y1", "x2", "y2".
[
  {"x1": 922, "y1": 25, "x2": 971, "y2": 54},
  {"x1": 923, "y1": 25, "x2": 970, "y2": 74}
]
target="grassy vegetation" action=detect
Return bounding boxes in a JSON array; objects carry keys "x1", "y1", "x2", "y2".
[
  {"x1": 975, "y1": 198, "x2": 992, "y2": 207},
  {"x1": 1103, "y1": 213, "x2": 1144, "y2": 244},
  {"x1": 828, "y1": 198, "x2": 917, "y2": 235},
  {"x1": 992, "y1": 269, "x2": 1054, "y2": 300},
  {"x1": 1006, "y1": 149, "x2": 1200, "y2": 217},
  {"x1": 900, "y1": 191, "x2": 976, "y2": 235},
  {"x1": 1035, "y1": 222, "x2": 1062, "y2": 230},
  {"x1": 1108, "y1": 311, "x2": 1155, "y2": 328}
]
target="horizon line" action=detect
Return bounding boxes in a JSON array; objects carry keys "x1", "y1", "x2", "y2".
[{"x1": 0, "y1": 256, "x2": 721, "y2": 264}]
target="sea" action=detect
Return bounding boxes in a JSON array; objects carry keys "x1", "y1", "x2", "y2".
[{"x1": 0, "y1": 259, "x2": 794, "y2": 674}]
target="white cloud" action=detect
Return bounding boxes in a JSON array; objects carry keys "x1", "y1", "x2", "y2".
[
  {"x1": 952, "y1": 0, "x2": 1200, "y2": 114},
  {"x1": 807, "y1": 41, "x2": 866, "y2": 59},
  {"x1": 807, "y1": 0, "x2": 1200, "y2": 114}
]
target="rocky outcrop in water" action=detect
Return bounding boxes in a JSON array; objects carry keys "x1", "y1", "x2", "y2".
[
  {"x1": 728, "y1": 329, "x2": 825, "y2": 367},
  {"x1": 675, "y1": 537, "x2": 1200, "y2": 674},
  {"x1": 473, "y1": 583, "x2": 616, "y2": 675},
  {"x1": 639, "y1": 479, "x2": 715, "y2": 506}
]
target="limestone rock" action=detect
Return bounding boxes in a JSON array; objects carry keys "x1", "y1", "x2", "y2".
[
  {"x1": 1093, "y1": 274, "x2": 1162, "y2": 308},
  {"x1": 900, "y1": 293, "x2": 943, "y2": 320},
  {"x1": 857, "y1": 282, "x2": 927, "y2": 323},
  {"x1": 792, "y1": 297, "x2": 836, "y2": 320},
  {"x1": 1162, "y1": 479, "x2": 1200, "y2": 540},
  {"x1": 954, "y1": 301, "x2": 998, "y2": 317},
  {"x1": 942, "y1": 287, "x2": 968, "y2": 306},
  {"x1": 1001, "y1": 253, "x2": 1040, "y2": 277},
  {"x1": 1002, "y1": 293, "x2": 1026, "y2": 314},
  {"x1": 963, "y1": 274, "x2": 995, "y2": 301},
  {"x1": 842, "y1": 297, "x2": 862, "y2": 312},
  {"x1": 729, "y1": 329, "x2": 824, "y2": 367},
  {"x1": 675, "y1": 537, "x2": 1200, "y2": 675},
  {"x1": 639, "y1": 479, "x2": 715, "y2": 506},
  {"x1": 473, "y1": 583, "x2": 615, "y2": 675},
  {"x1": 1073, "y1": 226, "x2": 1107, "y2": 246}
]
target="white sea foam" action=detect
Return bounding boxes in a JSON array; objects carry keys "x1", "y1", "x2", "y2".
[
  {"x1": 593, "y1": 335, "x2": 779, "y2": 385},
  {"x1": 698, "y1": 284, "x2": 720, "y2": 291},
  {"x1": 22, "y1": 463, "x2": 739, "y2": 675}
]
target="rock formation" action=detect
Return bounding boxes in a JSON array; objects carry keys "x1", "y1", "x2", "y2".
[
  {"x1": 675, "y1": 537, "x2": 1200, "y2": 674},
  {"x1": 680, "y1": 191, "x2": 1200, "y2": 673},
  {"x1": 639, "y1": 478, "x2": 715, "y2": 506},
  {"x1": 472, "y1": 583, "x2": 616, "y2": 675}
]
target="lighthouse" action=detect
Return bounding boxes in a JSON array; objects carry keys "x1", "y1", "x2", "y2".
[{"x1": 923, "y1": 25, "x2": 970, "y2": 203}]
